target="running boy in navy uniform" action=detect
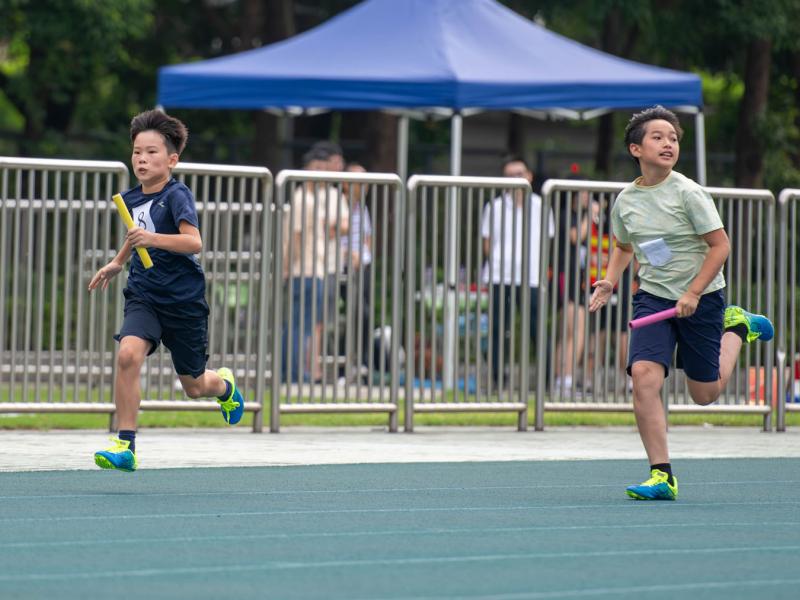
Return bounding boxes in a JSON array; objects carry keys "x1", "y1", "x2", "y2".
[
  {"x1": 589, "y1": 106, "x2": 773, "y2": 500},
  {"x1": 88, "y1": 110, "x2": 245, "y2": 472}
]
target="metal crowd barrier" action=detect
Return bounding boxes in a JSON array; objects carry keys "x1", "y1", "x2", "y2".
[
  {"x1": 539, "y1": 180, "x2": 776, "y2": 431},
  {"x1": 158, "y1": 162, "x2": 272, "y2": 432},
  {"x1": 0, "y1": 158, "x2": 271, "y2": 433},
  {"x1": 536, "y1": 180, "x2": 631, "y2": 430},
  {"x1": 1, "y1": 154, "x2": 796, "y2": 435},
  {"x1": 0, "y1": 157, "x2": 129, "y2": 426},
  {"x1": 271, "y1": 170, "x2": 404, "y2": 432},
  {"x1": 777, "y1": 189, "x2": 800, "y2": 431},
  {"x1": 681, "y1": 186, "x2": 774, "y2": 430},
  {"x1": 403, "y1": 175, "x2": 535, "y2": 432}
]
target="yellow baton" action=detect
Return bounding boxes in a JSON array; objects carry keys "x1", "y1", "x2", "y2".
[{"x1": 112, "y1": 193, "x2": 153, "y2": 269}]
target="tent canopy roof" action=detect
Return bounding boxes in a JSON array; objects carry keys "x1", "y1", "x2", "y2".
[{"x1": 157, "y1": 0, "x2": 702, "y2": 112}]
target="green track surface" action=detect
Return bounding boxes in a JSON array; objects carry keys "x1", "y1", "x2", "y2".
[{"x1": 1, "y1": 459, "x2": 799, "y2": 599}]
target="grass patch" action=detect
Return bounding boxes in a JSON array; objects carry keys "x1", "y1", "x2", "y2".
[
  {"x1": 1, "y1": 407, "x2": 797, "y2": 430},
  {"x1": 2, "y1": 384, "x2": 796, "y2": 429}
]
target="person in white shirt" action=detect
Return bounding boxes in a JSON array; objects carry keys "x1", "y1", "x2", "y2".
[{"x1": 481, "y1": 156, "x2": 554, "y2": 387}]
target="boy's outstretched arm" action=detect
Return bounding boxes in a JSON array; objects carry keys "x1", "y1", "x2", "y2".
[
  {"x1": 676, "y1": 227, "x2": 730, "y2": 317},
  {"x1": 589, "y1": 239, "x2": 634, "y2": 313},
  {"x1": 88, "y1": 241, "x2": 133, "y2": 291}
]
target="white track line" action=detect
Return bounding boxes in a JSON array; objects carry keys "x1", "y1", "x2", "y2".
[
  {"x1": 380, "y1": 577, "x2": 800, "y2": 600},
  {"x1": 0, "y1": 479, "x2": 797, "y2": 501},
  {"x1": 2, "y1": 500, "x2": 800, "y2": 523},
  {"x1": 1, "y1": 546, "x2": 799, "y2": 582},
  {"x1": 1, "y1": 521, "x2": 799, "y2": 550}
]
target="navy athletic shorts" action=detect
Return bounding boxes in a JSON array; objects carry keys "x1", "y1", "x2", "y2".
[
  {"x1": 627, "y1": 289, "x2": 725, "y2": 382},
  {"x1": 114, "y1": 289, "x2": 210, "y2": 378}
]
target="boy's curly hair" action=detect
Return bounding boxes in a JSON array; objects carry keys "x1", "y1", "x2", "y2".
[
  {"x1": 130, "y1": 109, "x2": 188, "y2": 155},
  {"x1": 624, "y1": 106, "x2": 683, "y2": 164}
]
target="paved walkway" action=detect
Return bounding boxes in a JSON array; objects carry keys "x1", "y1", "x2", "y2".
[{"x1": 1, "y1": 426, "x2": 799, "y2": 471}]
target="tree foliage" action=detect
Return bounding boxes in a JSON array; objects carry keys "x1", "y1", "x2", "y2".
[
  {"x1": 0, "y1": 0, "x2": 153, "y2": 153},
  {"x1": 0, "y1": 0, "x2": 799, "y2": 190}
]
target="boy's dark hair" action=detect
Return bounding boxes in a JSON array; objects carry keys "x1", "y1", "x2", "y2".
[
  {"x1": 130, "y1": 109, "x2": 188, "y2": 155},
  {"x1": 501, "y1": 154, "x2": 530, "y2": 172},
  {"x1": 624, "y1": 105, "x2": 683, "y2": 163}
]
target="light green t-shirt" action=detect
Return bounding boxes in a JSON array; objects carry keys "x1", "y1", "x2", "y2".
[{"x1": 611, "y1": 170, "x2": 725, "y2": 301}]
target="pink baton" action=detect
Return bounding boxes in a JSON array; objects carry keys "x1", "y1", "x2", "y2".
[{"x1": 628, "y1": 307, "x2": 677, "y2": 329}]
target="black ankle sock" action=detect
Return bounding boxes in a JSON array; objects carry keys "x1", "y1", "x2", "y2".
[
  {"x1": 118, "y1": 430, "x2": 136, "y2": 454},
  {"x1": 650, "y1": 463, "x2": 674, "y2": 485},
  {"x1": 725, "y1": 323, "x2": 748, "y2": 343},
  {"x1": 217, "y1": 381, "x2": 232, "y2": 401}
]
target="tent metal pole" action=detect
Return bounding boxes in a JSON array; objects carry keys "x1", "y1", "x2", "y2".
[
  {"x1": 695, "y1": 110, "x2": 707, "y2": 185},
  {"x1": 397, "y1": 114, "x2": 409, "y2": 182},
  {"x1": 450, "y1": 112, "x2": 462, "y2": 176},
  {"x1": 443, "y1": 113, "x2": 462, "y2": 390}
]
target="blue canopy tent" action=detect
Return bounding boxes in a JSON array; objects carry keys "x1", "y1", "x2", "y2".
[
  {"x1": 158, "y1": 0, "x2": 706, "y2": 182},
  {"x1": 159, "y1": 0, "x2": 705, "y2": 392}
]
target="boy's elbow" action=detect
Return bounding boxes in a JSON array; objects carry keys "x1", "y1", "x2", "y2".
[{"x1": 714, "y1": 238, "x2": 730, "y2": 260}]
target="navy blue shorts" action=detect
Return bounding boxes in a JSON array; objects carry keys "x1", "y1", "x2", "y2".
[
  {"x1": 114, "y1": 289, "x2": 210, "y2": 378},
  {"x1": 627, "y1": 289, "x2": 725, "y2": 382}
]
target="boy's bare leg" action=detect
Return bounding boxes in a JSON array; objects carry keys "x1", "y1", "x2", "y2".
[
  {"x1": 631, "y1": 360, "x2": 669, "y2": 464},
  {"x1": 180, "y1": 365, "x2": 245, "y2": 426},
  {"x1": 179, "y1": 371, "x2": 227, "y2": 399},
  {"x1": 115, "y1": 336, "x2": 150, "y2": 431},
  {"x1": 687, "y1": 331, "x2": 743, "y2": 406}
]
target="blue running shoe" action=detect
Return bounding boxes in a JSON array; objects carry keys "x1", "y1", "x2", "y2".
[
  {"x1": 94, "y1": 437, "x2": 137, "y2": 472},
  {"x1": 217, "y1": 367, "x2": 244, "y2": 425},
  {"x1": 724, "y1": 305, "x2": 774, "y2": 342},
  {"x1": 626, "y1": 469, "x2": 677, "y2": 500}
]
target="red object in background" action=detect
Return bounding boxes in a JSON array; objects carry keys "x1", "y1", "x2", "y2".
[{"x1": 588, "y1": 221, "x2": 611, "y2": 285}]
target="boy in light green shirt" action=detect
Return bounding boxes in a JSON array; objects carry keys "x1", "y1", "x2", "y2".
[{"x1": 589, "y1": 106, "x2": 773, "y2": 501}]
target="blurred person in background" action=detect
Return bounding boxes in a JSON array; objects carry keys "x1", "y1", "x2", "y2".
[
  {"x1": 340, "y1": 162, "x2": 374, "y2": 380},
  {"x1": 481, "y1": 156, "x2": 554, "y2": 388},
  {"x1": 281, "y1": 146, "x2": 348, "y2": 382}
]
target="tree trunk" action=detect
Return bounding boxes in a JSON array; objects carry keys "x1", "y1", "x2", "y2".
[
  {"x1": 732, "y1": 38, "x2": 772, "y2": 283},
  {"x1": 734, "y1": 38, "x2": 772, "y2": 188},
  {"x1": 506, "y1": 112, "x2": 524, "y2": 158},
  {"x1": 250, "y1": 0, "x2": 295, "y2": 170},
  {"x1": 594, "y1": 113, "x2": 614, "y2": 177},
  {"x1": 593, "y1": 8, "x2": 637, "y2": 178},
  {"x1": 365, "y1": 112, "x2": 398, "y2": 173},
  {"x1": 792, "y1": 52, "x2": 800, "y2": 170}
]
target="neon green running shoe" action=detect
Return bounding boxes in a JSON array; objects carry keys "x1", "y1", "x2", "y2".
[
  {"x1": 724, "y1": 305, "x2": 774, "y2": 343},
  {"x1": 626, "y1": 469, "x2": 677, "y2": 500},
  {"x1": 94, "y1": 437, "x2": 137, "y2": 472},
  {"x1": 217, "y1": 367, "x2": 244, "y2": 425}
]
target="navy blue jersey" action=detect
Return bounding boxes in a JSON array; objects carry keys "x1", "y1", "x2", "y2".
[{"x1": 121, "y1": 178, "x2": 205, "y2": 304}]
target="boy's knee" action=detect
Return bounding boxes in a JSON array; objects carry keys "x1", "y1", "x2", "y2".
[
  {"x1": 117, "y1": 347, "x2": 143, "y2": 372},
  {"x1": 180, "y1": 378, "x2": 203, "y2": 398},
  {"x1": 630, "y1": 362, "x2": 658, "y2": 382},
  {"x1": 688, "y1": 381, "x2": 720, "y2": 406},
  {"x1": 692, "y1": 394, "x2": 717, "y2": 406}
]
